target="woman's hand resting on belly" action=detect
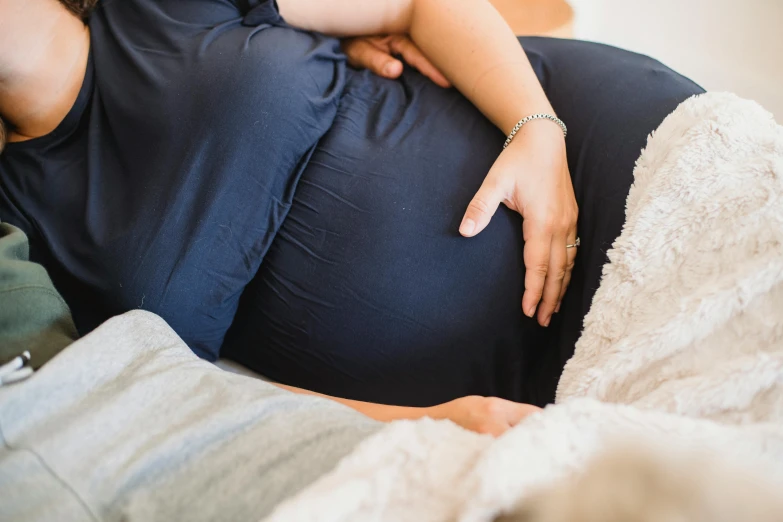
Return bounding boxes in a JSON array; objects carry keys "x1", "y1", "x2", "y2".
[
  {"x1": 460, "y1": 121, "x2": 578, "y2": 328},
  {"x1": 279, "y1": 0, "x2": 580, "y2": 327},
  {"x1": 341, "y1": 33, "x2": 579, "y2": 328}
]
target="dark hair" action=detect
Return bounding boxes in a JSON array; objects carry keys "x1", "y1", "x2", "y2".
[
  {"x1": 59, "y1": 0, "x2": 100, "y2": 21},
  {"x1": 0, "y1": 1, "x2": 98, "y2": 153}
]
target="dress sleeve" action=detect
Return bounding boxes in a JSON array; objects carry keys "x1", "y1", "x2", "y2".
[{"x1": 242, "y1": 0, "x2": 287, "y2": 27}]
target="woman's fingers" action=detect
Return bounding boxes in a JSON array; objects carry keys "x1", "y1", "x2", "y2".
[
  {"x1": 388, "y1": 36, "x2": 451, "y2": 88},
  {"x1": 537, "y1": 234, "x2": 567, "y2": 327},
  {"x1": 341, "y1": 38, "x2": 403, "y2": 78},
  {"x1": 525, "y1": 223, "x2": 575, "y2": 324},
  {"x1": 555, "y1": 231, "x2": 578, "y2": 312},
  {"x1": 341, "y1": 36, "x2": 451, "y2": 88},
  {"x1": 460, "y1": 178, "x2": 506, "y2": 237},
  {"x1": 521, "y1": 222, "x2": 552, "y2": 319}
]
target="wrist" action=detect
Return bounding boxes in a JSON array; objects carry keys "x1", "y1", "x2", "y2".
[
  {"x1": 421, "y1": 403, "x2": 444, "y2": 421},
  {"x1": 503, "y1": 114, "x2": 566, "y2": 152},
  {"x1": 363, "y1": 403, "x2": 431, "y2": 423},
  {"x1": 504, "y1": 118, "x2": 566, "y2": 153},
  {"x1": 422, "y1": 400, "x2": 462, "y2": 422}
]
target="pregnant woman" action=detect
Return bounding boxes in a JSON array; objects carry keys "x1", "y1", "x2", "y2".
[{"x1": 0, "y1": 0, "x2": 701, "y2": 426}]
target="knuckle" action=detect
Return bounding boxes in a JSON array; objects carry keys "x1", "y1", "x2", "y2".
[
  {"x1": 469, "y1": 197, "x2": 494, "y2": 215},
  {"x1": 532, "y1": 262, "x2": 549, "y2": 275},
  {"x1": 373, "y1": 56, "x2": 389, "y2": 71},
  {"x1": 541, "y1": 219, "x2": 556, "y2": 234}
]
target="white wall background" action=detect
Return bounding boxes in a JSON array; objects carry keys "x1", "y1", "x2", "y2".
[{"x1": 569, "y1": 0, "x2": 783, "y2": 121}]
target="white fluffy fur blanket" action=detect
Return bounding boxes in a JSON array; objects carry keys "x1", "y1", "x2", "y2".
[{"x1": 263, "y1": 93, "x2": 783, "y2": 522}]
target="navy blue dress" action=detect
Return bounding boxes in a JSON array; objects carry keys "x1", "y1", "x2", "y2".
[{"x1": 0, "y1": 0, "x2": 703, "y2": 406}]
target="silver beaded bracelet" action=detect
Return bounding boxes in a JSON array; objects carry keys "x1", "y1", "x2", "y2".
[{"x1": 503, "y1": 113, "x2": 567, "y2": 149}]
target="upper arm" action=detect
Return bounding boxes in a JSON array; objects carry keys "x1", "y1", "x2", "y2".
[{"x1": 275, "y1": 0, "x2": 415, "y2": 36}]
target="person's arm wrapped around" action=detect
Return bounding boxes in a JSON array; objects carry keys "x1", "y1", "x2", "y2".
[{"x1": 277, "y1": 0, "x2": 579, "y2": 326}]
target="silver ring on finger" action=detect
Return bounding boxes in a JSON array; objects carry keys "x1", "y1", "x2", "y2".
[{"x1": 566, "y1": 237, "x2": 581, "y2": 249}]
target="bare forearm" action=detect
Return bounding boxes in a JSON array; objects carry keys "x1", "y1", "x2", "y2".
[
  {"x1": 273, "y1": 382, "x2": 430, "y2": 422},
  {"x1": 278, "y1": 0, "x2": 553, "y2": 134},
  {"x1": 274, "y1": 383, "x2": 541, "y2": 436},
  {"x1": 408, "y1": 0, "x2": 553, "y2": 133}
]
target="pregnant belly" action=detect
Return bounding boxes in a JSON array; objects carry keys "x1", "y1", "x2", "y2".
[{"x1": 222, "y1": 68, "x2": 542, "y2": 406}]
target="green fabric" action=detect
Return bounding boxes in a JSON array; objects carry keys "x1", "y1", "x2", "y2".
[{"x1": 0, "y1": 223, "x2": 78, "y2": 368}]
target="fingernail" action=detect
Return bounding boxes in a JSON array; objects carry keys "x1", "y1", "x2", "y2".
[
  {"x1": 555, "y1": 303, "x2": 561, "y2": 313},
  {"x1": 543, "y1": 316, "x2": 551, "y2": 327},
  {"x1": 460, "y1": 218, "x2": 476, "y2": 236},
  {"x1": 383, "y1": 62, "x2": 395, "y2": 76},
  {"x1": 525, "y1": 305, "x2": 535, "y2": 318}
]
